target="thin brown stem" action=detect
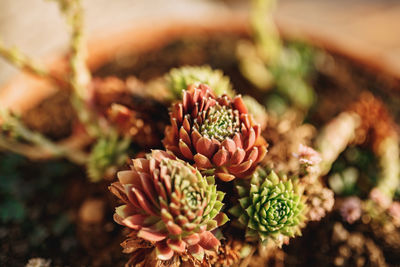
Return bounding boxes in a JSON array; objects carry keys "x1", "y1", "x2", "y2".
[
  {"x1": 0, "y1": 38, "x2": 63, "y2": 83},
  {"x1": 0, "y1": 110, "x2": 87, "y2": 164}
]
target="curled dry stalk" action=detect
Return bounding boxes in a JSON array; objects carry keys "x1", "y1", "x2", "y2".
[
  {"x1": 250, "y1": 0, "x2": 281, "y2": 65},
  {"x1": 315, "y1": 112, "x2": 361, "y2": 175},
  {"x1": 54, "y1": 0, "x2": 108, "y2": 138},
  {"x1": 316, "y1": 94, "x2": 400, "y2": 211},
  {"x1": 0, "y1": 0, "x2": 129, "y2": 181},
  {"x1": 0, "y1": 38, "x2": 63, "y2": 83},
  {"x1": 0, "y1": 110, "x2": 87, "y2": 164}
]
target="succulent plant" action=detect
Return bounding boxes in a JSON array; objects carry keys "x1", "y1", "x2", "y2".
[
  {"x1": 304, "y1": 181, "x2": 334, "y2": 222},
  {"x1": 109, "y1": 150, "x2": 229, "y2": 261},
  {"x1": 163, "y1": 84, "x2": 267, "y2": 181},
  {"x1": 87, "y1": 132, "x2": 130, "y2": 182},
  {"x1": 166, "y1": 65, "x2": 234, "y2": 99},
  {"x1": 340, "y1": 197, "x2": 362, "y2": 224},
  {"x1": 229, "y1": 168, "x2": 306, "y2": 244}
]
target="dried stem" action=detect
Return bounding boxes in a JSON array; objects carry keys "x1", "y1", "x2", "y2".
[
  {"x1": 375, "y1": 136, "x2": 400, "y2": 200},
  {"x1": 250, "y1": 0, "x2": 281, "y2": 65},
  {"x1": 0, "y1": 110, "x2": 87, "y2": 164},
  {"x1": 0, "y1": 38, "x2": 62, "y2": 83},
  {"x1": 315, "y1": 112, "x2": 361, "y2": 175},
  {"x1": 55, "y1": 0, "x2": 108, "y2": 138}
]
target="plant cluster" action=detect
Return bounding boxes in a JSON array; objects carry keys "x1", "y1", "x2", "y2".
[{"x1": 1, "y1": 0, "x2": 400, "y2": 266}]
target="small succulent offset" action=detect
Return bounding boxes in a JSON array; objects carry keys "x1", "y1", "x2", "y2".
[
  {"x1": 109, "y1": 150, "x2": 228, "y2": 261},
  {"x1": 87, "y1": 133, "x2": 130, "y2": 182},
  {"x1": 166, "y1": 65, "x2": 235, "y2": 99},
  {"x1": 163, "y1": 84, "x2": 267, "y2": 181},
  {"x1": 229, "y1": 168, "x2": 306, "y2": 244}
]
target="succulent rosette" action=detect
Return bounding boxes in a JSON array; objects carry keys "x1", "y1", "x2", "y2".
[
  {"x1": 163, "y1": 84, "x2": 267, "y2": 182},
  {"x1": 109, "y1": 150, "x2": 229, "y2": 261},
  {"x1": 229, "y1": 168, "x2": 306, "y2": 244}
]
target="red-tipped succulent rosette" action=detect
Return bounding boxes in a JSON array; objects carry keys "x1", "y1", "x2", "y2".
[
  {"x1": 163, "y1": 84, "x2": 267, "y2": 181},
  {"x1": 109, "y1": 150, "x2": 228, "y2": 261}
]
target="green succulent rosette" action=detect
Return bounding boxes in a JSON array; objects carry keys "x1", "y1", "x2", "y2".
[
  {"x1": 166, "y1": 65, "x2": 234, "y2": 99},
  {"x1": 229, "y1": 168, "x2": 306, "y2": 245}
]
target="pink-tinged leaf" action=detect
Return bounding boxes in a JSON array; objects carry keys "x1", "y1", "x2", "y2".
[
  {"x1": 132, "y1": 188, "x2": 158, "y2": 216},
  {"x1": 122, "y1": 214, "x2": 148, "y2": 230},
  {"x1": 228, "y1": 160, "x2": 253, "y2": 174},
  {"x1": 138, "y1": 229, "x2": 167, "y2": 242},
  {"x1": 233, "y1": 133, "x2": 243, "y2": 149},
  {"x1": 191, "y1": 102, "x2": 199, "y2": 118},
  {"x1": 179, "y1": 139, "x2": 194, "y2": 160},
  {"x1": 117, "y1": 170, "x2": 141, "y2": 186},
  {"x1": 253, "y1": 124, "x2": 261, "y2": 139},
  {"x1": 194, "y1": 153, "x2": 214, "y2": 169},
  {"x1": 191, "y1": 128, "x2": 202, "y2": 148},
  {"x1": 187, "y1": 84, "x2": 197, "y2": 92},
  {"x1": 183, "y1": 116, "x2": 191, "y2": 133},
  {"x1": 109, "y1": 182, "x2": 129, "y2": 203},
  {"x1": 240, "y1": 124, "x2": 248, "y2": 137},
  {"x1": 197, "y1": 98, "x2": 205, "y2": 114},
  {"x1": 244, "y1": 127, "x2": 256, "y2": 151},
  {"x1": 212, "y1": 147, "x2": 229, "y2": 167},
  {"x1": 183, "y1": 233, "x2": 200, "y2": 245},
  {"x1": 152, "y1": 150, "x2": 175, "y2": 161},
  {"x1": 256, "y1": 146, "x2": 268, "y2": 163},
  {"x1": 172, "y1": 103, "x2": 184, "y2": 123},
  {"x1": 211, "y1": 138, "x2": 221, "y2": 147},
  {"x1": 159, "y1": 169, "x2": 172, "y2": 196},
  {"x1": 221, "y1": 138, "x2": 237, "y2": 155},
  {"x1": 230, "y1": 148, "x2": 246, "y2": 165},
  {"x1": 179, "y1": 127, "x2": 192, "y2": 148},
  {"x1": 246, "y1": 147, "x2": 259, "y2": 163},
  {"x1": 196, "y1": 137, "x2": 217, "y2": 159},
  {"x1": 176, "y1": 216, "x2": 189, "y2": 227},
  {"x1": 167, "y1": 239, "x2": 186, "y2": 253},
  {"x1": 113, "y1": 213, "x2": 125, "y2": 225},
  {"x1": 138, "y1": 172, "x2": 158, "y2": 207},
  {"x1": 156, "y1": 241, "x2": 174, "y2": 261},
  {"x1": 188, "y1": 244, "x2": 204, "y2": 261},
  {"x1": 149, "y1": 157, "x2": 156, "y2": 173},
  {"x1": 220, "y1": 95, "x2": 231, "y2": 106},
  {"x1": 204, "y1": 98, "x2": 217, "y2": 112},
  {"x1": 125, "y1": 185, "x2": 141, "y2": 208},
  {"x1": 241, "y1": 114, "x2": 251, "y2": 129},
  {"x1": 169, "y1": 202, "x2": 181, "y2": 217},
  {"x1": 171, "y1": 118, "x2": 179, "y2": 140},
  {"x1": 132, "y1": 158, "x2": 150, "y2": 172},
  {"x1": 183, "y1": 90, "x2": 192, "y2": 114},
  {"x1": 198, "y1": 231, "x2": 220, "y2": 250},
  {"x1": 166, "y1": 221, "x2": 182, "y2": 235},
  {"x1": 216, "y1": 172, "x2": 236, "y2": 182},
  {"x1": 233, "y1": 95, "x2": 248, "y2": 114},
  {"x1": 194, "y1": 88, "x2": 203, "y2": 102}
]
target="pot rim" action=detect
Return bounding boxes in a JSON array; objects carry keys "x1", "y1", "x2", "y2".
[{"x1": 2, "y1": 9, "x2": 399, "y2": 113}]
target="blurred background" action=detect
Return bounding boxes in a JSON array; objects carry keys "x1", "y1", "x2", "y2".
[{"x1": 1, "y1": 0, "x2": 400, "y2": 85}]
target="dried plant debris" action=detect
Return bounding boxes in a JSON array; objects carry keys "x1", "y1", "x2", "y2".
[
  {"x1": 305, "y1": 180, "x2": 334, "y2": 222},
  {"x1": 331, "y1": 223, "x2": 387, "y2": 267},
  {"x1": 262, "y1": 109, "x2": 316, "y2": 174},
  {"x1": 25, "y1": 258, "x2": 51, "y2": 267}
]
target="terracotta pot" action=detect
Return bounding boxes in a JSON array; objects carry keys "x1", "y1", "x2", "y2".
[{"x1": 0, "y1": 10, "x2": 398, "y2": 149}]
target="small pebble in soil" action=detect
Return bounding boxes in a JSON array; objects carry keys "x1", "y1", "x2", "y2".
[{"x1": 78, "y1": 198, "x2": 105, "y2": 224}]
